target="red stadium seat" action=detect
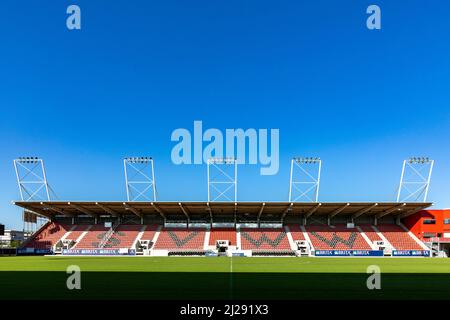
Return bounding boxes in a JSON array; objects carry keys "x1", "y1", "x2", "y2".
[
  {"x1": 209, "y1": 228, "x2": 236, "y2": 246},
  {"x1": 140, "y1": 224, "x2": 159, "y2": 241},
  {"x1": 376, "y1": 224, "x2": 423, "y2": 250},
  {"x1": 305, "y1": 224, "x2": 371, "y2": 250},
  {"x1": 73, "y1": 225, "x2": 109, "y2": 249},
  {"x1": 103, "y1": 225, "x2": 143, "y2": 249},
  {"x1": 287, "y1": 225, "x2": 305, "y2": 241},
  {"x1": 22, "y1": 222, "x2": 426, "y2": 253},
  {"x1": 154, "y1": 228, "x2": 206, "y2": 250},
  {"x1": 240, "y1": 228, "x2": 290, "y2": 250},
  {"x1": 358, "y1": 224, "x2": 383, "y2": 243},
  {"x1": 25, "y1": 222, "x2": 70, "y2": 250},
  {"x1": 65, "y1": 225, "x2": 90, "y2": 241}
]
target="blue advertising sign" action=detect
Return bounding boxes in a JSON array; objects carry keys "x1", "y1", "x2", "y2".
[
  {"x1": 392, "y1": 250, "x2": 430, "y2": 256},
  {"x1": 205, "y1": 252, "x2": 218, "y2": 257},
  {"x1": 232, "y1": 252, "x2": 245, "y2": 257},
  {"x1": 314, "y1": 250, "x2": 384, "y2": 257},
  {"x1": 17, "y1": 248, "x2": 52, "y2": 255},
  {"x1": 62, "y1": 249, "x2": 136, "y2": 256}
]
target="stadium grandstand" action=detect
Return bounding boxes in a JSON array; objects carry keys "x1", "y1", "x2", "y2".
[
  {"x1": 13, "y1": 201, "x2": 438, "y2": 257},
  {"x1": 12, "y1": 156, "x2": 450, "y2": 257}
]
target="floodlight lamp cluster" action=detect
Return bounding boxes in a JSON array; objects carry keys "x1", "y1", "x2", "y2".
[
  {"x1": 125, "y1": 157, "x2": 152, "y2": 163},
  {"x1": 408, "y1": 157, "x2": 431, "y2": 164},
  {"x1": 293, "y1": 157, "x2": 320, "y2": 164},
  {"x1": 16, "y1": 157, "x2": 39, "y2": 164},
  {"x1": 208, "y1": 157, "x2": 236, "y2": 164}
]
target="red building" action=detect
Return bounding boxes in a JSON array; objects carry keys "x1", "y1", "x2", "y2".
[{"x1": 403, "y1": 209, "x2": 450, "y2": 254}]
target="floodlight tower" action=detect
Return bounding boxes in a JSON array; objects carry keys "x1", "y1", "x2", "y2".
[
  {"x1": 207, "y1": 157, "x2": 237, "y2": 202},
  {"x1": 13, "y1": 157, "x2": 50, "y2": 202},
  {"x1": 124, "y1": 157, "x2": 157, "y2": 201},
  {"x1": 396, "y1": 157, "x2": 434, "y2": 202},
  {"x1": 289, "y1": 157, "x2": 322, "y2": 202},
  {"x1": 13, "y1": 157, "x2": 52, "y2": 233}
]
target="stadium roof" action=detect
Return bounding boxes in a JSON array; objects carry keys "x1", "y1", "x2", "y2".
[{"x1": 13, "y1": 201, "x2": 432, "y2": 220}]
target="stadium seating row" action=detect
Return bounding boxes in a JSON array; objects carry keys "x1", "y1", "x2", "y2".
[{"x1": 23, "y1": 222, "x2": 426, "y2": 252}]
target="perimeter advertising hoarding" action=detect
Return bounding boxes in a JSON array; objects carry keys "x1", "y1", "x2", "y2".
[
  {"x1": 314, "y1": 250, "x2": 384, "y2": 256},
  {"x1": 392, "y1": 250, "x2": 431, "y2": 256},
  {"x1": 62, "y1": 249, "x2": 136, "y2": 255}
]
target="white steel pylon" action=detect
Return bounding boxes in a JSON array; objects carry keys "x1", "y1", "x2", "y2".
[
  {"x1": 13, "y1": 157, "x2": 50, "y2": 202},
  {"x1": 13, "y1": 157, "x2": 54, "y2": 234},
  {"x1": 207, "y1": 158, "x2": 237, "y2": 202},
  {"x1": 397, "y1": 157, "x2": 434, "y2": 202},
  {"x1": 289, "y1": 157, "x2": 321, "y2": 202},
  {"x1": 124, "y1": 157, "x2": 157, "y2": 201}
]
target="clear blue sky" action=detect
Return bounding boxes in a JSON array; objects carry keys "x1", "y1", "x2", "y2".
[{"x1": 1, "y1": 1, "x2": 450, "y2": 230}]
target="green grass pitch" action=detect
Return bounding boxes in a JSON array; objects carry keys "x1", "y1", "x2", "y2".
[{"x1": 1, "y1": 256, "x2": 450, "y2": 300}]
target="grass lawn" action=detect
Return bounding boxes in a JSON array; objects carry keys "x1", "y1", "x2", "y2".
[{"x1": 1, "y1": 256, "x2": 450, "y2": 300}]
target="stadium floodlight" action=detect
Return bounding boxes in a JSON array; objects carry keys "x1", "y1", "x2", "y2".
[
  {"x1": 13, "y1": 157, "x2": 55, "y2": 234},
  {"x1": 207, "y1": 157, "x2": 237, "y2": 202},
  {"x1": 397, "y1": 157, "x2": 434, "y2": 202},
  {"x1": 124, "y1": 157, "x2": 157, "y2": 201},
  {"x1": 13, "y1": 157, "x2": 50, "y2": 202},
  {"x1": 289, "y1": 157, "x2": 321, "y2": 202}
]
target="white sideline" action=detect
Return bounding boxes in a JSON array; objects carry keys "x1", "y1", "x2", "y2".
[
  {"x1": 399, "y1": 222, "x2": 430, "y2": 250},
  {"x1": 284, "y1": 225, "x2": 297, "y2": 250},
  {"x1": 356, "y1": 226, "x2": 376, "y2": 249}
]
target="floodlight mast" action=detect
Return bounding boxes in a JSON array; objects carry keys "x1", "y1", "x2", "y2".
[
  {"x1": 207, "y1": 157, "x2": 237, "y2": 202},
  {"x1": 396, "y1": 157, "x2": 434, "y2": 202},
  {"x1": 13, "y1": 157, "x2": 51, "y2": 202},
  {"x1": 13, "y1": 157, "x2": 53, "y2": 234},
  {"x1": 123, "y1": 157, "x2": 157, "y2": 202},
  {"x1": 288, "y1": 157, "x2": 321, "y2": 202}
]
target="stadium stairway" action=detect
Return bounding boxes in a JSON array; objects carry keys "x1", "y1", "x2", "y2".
[
  {"x1": 285, "y1": 225, "x2": 306, "y2": 250},
  {"x1": 64, "y1": 225, "x2": 90, "y2": 243},
  {"x1": 300, "y1": 225, "x2": 315, "y2": 251},
  {"x1": 72, "y1": 225, "x2": 92, "y2": 246},
  {"x1": 203, "y1": 228, "x2": 210, "y2": 250},
  {"x1": 358, "y1": 224, "x2": 384, "y2": 244},
  {"x1": 284, "y1": 225, "x2": 297, "y2": 250},
  {"x1": 236, "y1": 228, "x2": 242, "y2": 249},
  {"x1": 375, "y1": 224, "x2": 426, "y2": 250},
  {"x1": 355, "y1": 226, "x2": 377, "y2": 249},
  {"x1": 288, "y1": 225, "x2": 306, "y2": 242},
  {"x1": 73, "y1": 225, "x2": 109, "y2": 249},
  {"x1": 131, "y1": 225, "x2": 148, "y2": 249},
  {"x1": 398, "y1": 223, "x2": 429, "y2": 250},
  {"x1": 103, "y1": 225, "x2": 143, "y2": 249},
  {"x1": 58, "y1": 225, "x2": 77, "y2": 242},
  {"x1": 140, "y1": 225, "x2": 160, "y2": 242},
  {"x1": 149, "y1": 225, "x2": 162, "y2": 248}
]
